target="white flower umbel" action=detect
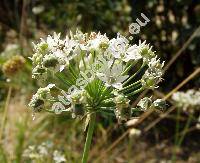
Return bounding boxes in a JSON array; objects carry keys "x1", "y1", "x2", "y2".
[
  {"x1": 29, "y1": 30, "x2": 166, "y2": 120},
  {"x1": 172, "y1": 89, "x2": 200, "y2": 111},
  {"x1": 29, "y1": 30, "x2": 165, "y2": 163}
]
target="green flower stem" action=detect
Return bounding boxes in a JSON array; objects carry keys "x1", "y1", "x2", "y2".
[
  {"x1": 122, "y1": 61, "x2": 136, "y2": 75},
  {"x1": 0, "y1": 87, "x2": 12, "y2": 142},
  {"x1": 177, "y1": 113, "x2": 193, "y2": 146},
  {"x1": 126, "y1": 87, "x2": 144, "y2": 97},
  {"x1": 69, "y1": 63, "x2": 78, "y2": 78},
  {"x1": 55, "y1": 73, "x2": 71, "y2": 87},
  {"x1": 81, "y1": 51, "x2": 87, "y2": 70},
  {"x1": 82, "y1": 113, "x2": 96, "y2": 163},
  {"x1": 120, "y1": 80, "x2": 141, "y2": 92},
  {"x1": 123, "y1": 63, "x2": 146, "y2": 86}
]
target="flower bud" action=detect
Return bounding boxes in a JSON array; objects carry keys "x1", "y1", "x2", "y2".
[
  {"x1": 129, "y1": 128, "x2": 141, "y2": 137},
  {"x1": 114, "y1": 94, "x2": 131, "y2": 122},
  {"x1": 152, "y1": 99, "x2": 166, "y2": 110},
  {"x1": 137, "y1": 97, "x2": 152, "y2": 110},
  {"x1": 114, "y1": 94, "x2": 130, "y2": 109}
]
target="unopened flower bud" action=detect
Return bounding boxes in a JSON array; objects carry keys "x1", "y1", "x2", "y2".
[
  {"x1": 152, "y1": 99, "x2": 166, "y2": 110},
  {"x1": 114, "y1": 94, "x2": 131, "y2": 122},
  {"x1": 137, "y1": 97, "x2": 152, "y2": 110},
  {"x1": 114, "y1": 94, "x2": 130, "y2": 108},
  {"x1": 129, "y1": 128, "x2": 141, "y2": 137}
]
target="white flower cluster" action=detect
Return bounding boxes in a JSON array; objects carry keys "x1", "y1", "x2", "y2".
[
  {"x1": 23, "y1": 141, "x2": 66, "y2": 163},
  {"x1": 29, "y1": 30, "x2": 165, "y2": 121},
  {"x1": 172, "y1": 89, "x2": 200, "y2": 111},
  {"x1": 28, "y1": 84, "x2": 55, "y2": 112},
  {"x1": 141, "y1": 57, "x2": 164, "y2": 89},
  {"x1": 31, "y1": 30, "x2": 163, "y2": 81}
]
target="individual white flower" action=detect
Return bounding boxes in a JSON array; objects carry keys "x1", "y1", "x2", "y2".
[
  {"x1": 124, "y1": 45, "x2": 142, "y2": 62},
  {"x1": 58, "y1": 35, "x2": 80, "y2": 60},
  {"x1": 46, "y1": 33, "x2": 63, "y2": 51},
  {"x1": 23, "y1": 145, "x2": 39, "y2": 159},
  {"x1": 47, "y1": 33, "x2": 79, "y2": 60},
  {"x1": 33, "y1": 38, "x2": 49, "y2": 55},
  {"x1": 53, "y1": 150, "x2": 66, "y2": 163},
  {"x1": 114, "y1": 94, "x2": 130, "y2": 109},
  {"x1": 32, "y1": 65, "x2": 47, "y2": 79},
  {"x1": 97, "y1": 63, "x2": 129, "y2": 89},
  {"x1": 72, "y1": 29, "x2": 87, "y2": 43},
  {"x1": 87, "y1": 32, "x2": 109, "y2": 51},
  {"x1": 108, "y1": 33, "x2": 129, "y2": 59},
  {"x1": 69, "y1": 89, "x2": 86, "y2": 104},
  {"x1": 138, "y1": 40, "x2": 156, "y2": 62},
  {"x1": 148, "y1": 57, "x2": 164, "y2": 70},
  {"x1": 64, "y1": 89, "x2": 86, "y2": 118}
]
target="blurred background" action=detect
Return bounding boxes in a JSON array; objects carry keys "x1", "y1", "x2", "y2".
[{"x1": 0, "y1": 0, "x2": 200, "y2": 162}]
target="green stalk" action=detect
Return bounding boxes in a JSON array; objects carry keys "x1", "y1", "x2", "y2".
[
  {"x1": 120, "y1": 80, "x2": 141, "y2": 92},
  {"x1": 177, "y1": 113, "x2": 193, "y2": 146},
  {"x1": 172, "y1": 107, "x2": 181, "y2": 162},
  {"x1": 123, "y1": 63, "x2": 146, "y2": 86},
  {"x1": 126, "y1": 87, "x2": 144, "y2": 97},
  {"x1": 82, "y1": 113, "x2": 96, "y2": 163},
  {"x1": 81, "y1": 51, "x2": 87, "y2": 70},
  {"x1": 0, "y1": 87, "x2": 12, "y2": 142},
  {"x1": 122, "y1": 61, "x2": 136, "y2": 75}
]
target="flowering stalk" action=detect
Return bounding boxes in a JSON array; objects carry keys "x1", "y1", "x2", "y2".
[{"x1": 82, "y1": 113, "x2": 96, "y2": 163}]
